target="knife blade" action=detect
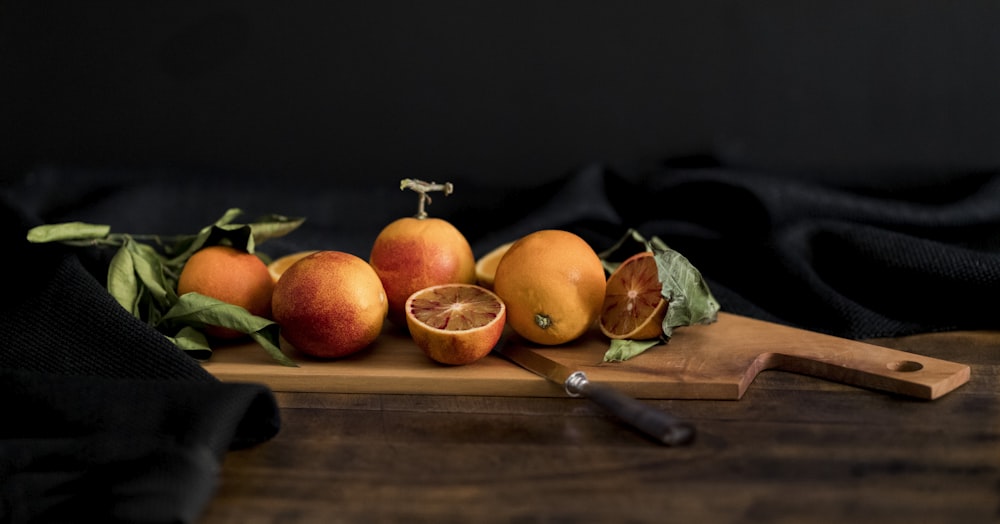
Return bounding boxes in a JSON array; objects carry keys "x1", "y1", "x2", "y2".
[{"x1": 493, "y1": 333, "x2": 696, "y2": 446}]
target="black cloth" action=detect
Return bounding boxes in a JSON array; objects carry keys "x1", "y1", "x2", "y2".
[
  {"x1": 0, "y1": 193, "x2": 280, "y2": 522},
  {"x1": 3, "y1": 161, "x2": 999, "y2": 522}
]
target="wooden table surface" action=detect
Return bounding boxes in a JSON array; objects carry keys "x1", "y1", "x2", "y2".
[{"x1": 199, "y1": 329, "x2": 999, "y2": 524}]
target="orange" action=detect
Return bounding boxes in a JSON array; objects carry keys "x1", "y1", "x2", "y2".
[
  {"x1": 599, "y1": 251, "x2": 667, "y2": 340},
  {"x1": 474, "y1": 241, "x2": 514, "y2": 291},
  {"x1": 271, "y1": 251, "x2": 387, "y2": 358},
  {"x1": 492, "y1": 230, "x2": 606, "y2": 345},
  {"x1": 369, "y1": 217, "x2": 476, "y2": 327},
  {"x1": 267, "y1": 250, "x2": 319, "y2": 283},
  {"x1": 405, "y1": 283, "x2": 506, "y2": 365},
  {"x1": 177, "y1": 245, "x2": 274, "y2": 339}
]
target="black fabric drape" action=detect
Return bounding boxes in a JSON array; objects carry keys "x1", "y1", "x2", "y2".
[
  {"x1": 2, "y1": 161, "x2": 999, "y2": 522},
  {"x1": 0, "y1": 192, "x2": 280, "y2": 523}
]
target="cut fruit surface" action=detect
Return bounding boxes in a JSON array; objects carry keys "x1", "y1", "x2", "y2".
[
  {"x1": 405, "y1": 283, "x2": 506, "y2": 365},
  {"x1": 474, "y1": 241, "x2": 514, "y2": 291},
  {"x1": 600, "y1": 251, "x2": 668, "y2": 340},
  {"x1": 267, "y1": 250, "x2": 319, "y2": 283}
]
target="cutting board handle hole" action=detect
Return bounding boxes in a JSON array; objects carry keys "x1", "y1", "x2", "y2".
[{"x1": 887, "y1": 360, "x2": 924, "y2": 372}]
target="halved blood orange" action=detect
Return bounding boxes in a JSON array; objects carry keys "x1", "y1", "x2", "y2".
[
  {"x1": 404, "y1": 283, "x2": 506, "y2": 365},
  {"x1": 599, "y1": 251, "x2": 668, "y2": 340}
]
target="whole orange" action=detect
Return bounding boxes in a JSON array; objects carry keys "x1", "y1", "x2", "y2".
[
  {"x1": 271, "y1": 250, "x2": 387, "y2": 358},
  {"x1": 493, "y1": 229, "x2": 606, "y2": 345},
  {"x1": 176, "y1": 245, "x2": 274, "y2": 339},
  {"x1": 369, "y1": 217, "x2": 476, "y2": 327}
]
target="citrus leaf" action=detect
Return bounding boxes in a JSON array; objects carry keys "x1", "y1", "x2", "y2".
[
  {"x1": 159, "y1": 292, "x2": 298, "y2": 367},
  {"x1": 169, "y1": 326, "x2": 213, "y2": 361},
  {"x1": 162, "y1": 208, "x2": 249, "y2": 261},
  {"x1": 159, "y1": 292, "x2": 271, "y2": 332},
  {"x1": 214, "y1": 208, "x2": 245, "y2": 226},
  {"x1": 604, "y1": 338, "x2": 662, "y2": 362},
  {"x1": 107, "y1": 242, "x2": 140, "y2": 315},
  {"x1": 249, "y1": 326, "x2": 298, "y2": 368},
  {"x1": 26, "y1": 222, "x2": 111, "y2": 243},
  {"x1": 654, "y1": 248, "x2": 719, "y2": 338},
  {"x1": 250, "y1": 214, "x2": 307, "y2": 245},
  {"x1": 165, "y1": 224, "x2": 249, "y2": 263},
  {"x1": 128, "y1": 239, "x2": 177, "y2": 309}
]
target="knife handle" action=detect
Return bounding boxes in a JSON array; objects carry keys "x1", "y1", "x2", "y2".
[{"x1": 566, "y1": 372, "x2": 695, "y2": 446}]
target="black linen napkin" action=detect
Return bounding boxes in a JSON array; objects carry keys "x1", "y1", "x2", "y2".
[{"x1": 0, "y1": 194, "x2": 280, "y2": 523}]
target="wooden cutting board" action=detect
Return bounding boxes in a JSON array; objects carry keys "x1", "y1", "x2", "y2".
[{"x1": 201, "y1": 312, "x2": 970, "y2": 400}]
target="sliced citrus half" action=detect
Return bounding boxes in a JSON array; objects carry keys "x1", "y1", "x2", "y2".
[
  {"x1": 267, "y1": 250, "x2": 319, "y2": 283},
  {"x1": 404, "y1": 283, "x2": 506, "y2": 365},
  {"x1": 599, "y1": 251, "x2": 668, "y2": 340},
  {"x1": 474, "y1": 241, "x2": 514, "y2": 291}
]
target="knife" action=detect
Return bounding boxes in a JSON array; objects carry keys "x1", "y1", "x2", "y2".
[{"x1": 493, "y1": 333, "x2": 696, "y2": 446}]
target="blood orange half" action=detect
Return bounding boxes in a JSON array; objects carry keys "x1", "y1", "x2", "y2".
[
  {"x1": 599, "y1": 251, "x2": 668, "y2": 340},
  {"x1": 404, "y1": 283, "x2": 506, "y2": 365}
]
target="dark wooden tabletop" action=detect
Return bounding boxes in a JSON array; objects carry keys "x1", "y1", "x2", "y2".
[{"x1": 199, "y1": 330, "x2": 999, "y2": 524}]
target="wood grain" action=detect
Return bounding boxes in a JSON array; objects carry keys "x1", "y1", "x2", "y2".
[
  {"x1": 199, "y1": 328, "x2": 1000, "y2": 524},
  {"x1": 202, "y1": 313, "x2": 970, "y2": 400}
]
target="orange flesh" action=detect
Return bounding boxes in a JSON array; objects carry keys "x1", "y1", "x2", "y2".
[
  {"x1": 408, "y1": 286, "x2": 502, "y2": 331},
  {"x1": 601, "y1": 254, "x2": 663, "y2": 336}
]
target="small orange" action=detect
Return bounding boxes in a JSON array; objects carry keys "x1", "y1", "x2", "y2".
[
  {"x1": 599, "y1": 251, "x2": 668, "y2": 340},
  {"x1": 473, "y1": 241, "x2": 514, "y2": 291},
  {"x1": 267, "y1": 250, "x2": 319, "y2": 283},
  {"x1": 271, "y1": 251, "x2": 387, "y2": 358},
  {"x1": 493, "y1": 230, "x2": 606, "y2": 345},
  {"x1": 177, "y1": 245, "x2": 274, "y2": 339},
  {"x1": 405, "y1": 283, "x2": 506, "y2": 365}
]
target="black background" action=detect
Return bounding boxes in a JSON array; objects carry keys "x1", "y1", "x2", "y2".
[
  {"x1": 4, "y1": 1, "x2": 1000, "y2": 188},
  {"x1": 4, "y1": 4, "x2": 1000, "y2": 521}
]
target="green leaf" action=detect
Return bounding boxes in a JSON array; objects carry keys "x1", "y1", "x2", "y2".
[
  {"x1": 107, "y1": 242, "x2": 140, "y2": 315},
  {"x1": 159, "y1": 292, "x2": 298, "y2": 367},
  {"x1": 164, "y1": 210, "x2": 305, "y2": 263},
  {"x1": 169, "y1": 326, "x2": 214, "y2": 361},
  {"x1": 214, "y1": 208, "x2": 245, "y2": 226},
  {"x1": 250, "y1": 214, "x2": 308, "y2": 245},
  {"x1": 604, "y1": 338, "x2": 662, "y2": 362},
  {"x1": 248, "y1": 325, "x2": 298, "y2": 368},
  {"x1": 26, "y1": 222, "x2": 111, "y2": 243},
  {"x1": 159, "y1": 292, "x2": 270, "y2": 332},
  {"x1": 654, "y1": 248, "x2": 719, "y2": 337},
  {"x1": 161, "y1": 208, "x2": 248, "y2": 262},
  {"x1": 128, "y1": 239, "x2": 178, "y2": 309}
]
